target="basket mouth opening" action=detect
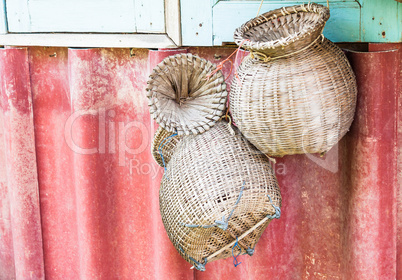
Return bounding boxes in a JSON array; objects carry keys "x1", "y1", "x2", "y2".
[
  {"x1": 147, "y1": 54, "x2": 227, "y2": 135},
  {"x1": 235, "y1": 4, "x2": 329, "y2": 51},
  {"x1": 168, "y1": 75, "x2": 205, "y2": 106},
  {"x1": 155, "y1": 58, "x2": 225, "y2": 121},
  {"x1": 244, "y1": 12, "x2": 321, "y2": 44}
]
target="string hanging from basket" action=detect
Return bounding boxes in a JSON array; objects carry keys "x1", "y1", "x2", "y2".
[
  {"x1": 232, "y1": 236, "x2": 242, "y2": 267},
  {"x1": 206, "y1": 33, "x2": 327, "y2": 92},
  {"x1": 180, "y1": 182, "x2": 245, "y2": 231},
  {"x1": 266, "y1": 194, "x2": 281, "y2": 219},
  {"x1": 204, "y1": 39, "x2": 249, "y2": 124},
  {"x1": 246, "y1": 247, "x2": 255, "y2": 256},
  {"x1": 178, "y1": 244, "x2": 208, "y2": 271},
  {"x1": 200, "y1": 194, "x2": 282, "y2": 266},
  {"x1": 158, "y1": 132, "x2": 178, "y2": 171},
  {"x1": 205, "y1": 39, "x2": 250, "y2": 86},
  {"x1": 216, "y1": 194, "x2": 281, "y2": 265},
  {"x1": 256, "y1": 0, "x2": 264, "y2": 16}
]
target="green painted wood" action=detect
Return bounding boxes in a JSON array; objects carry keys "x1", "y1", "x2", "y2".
[
  {"x1": 212, "y1": 1, "x2": 361, "y2": 45},
  {"x1": 0, "y1": 0, "x2": 7, "y2": 34},
  {"x1": 6, "y1": 0, "x2": 165, "y2": 33},
  {"x1": 180, "y1": 0, "x2": 214, "y2": 46},
  {"x1": 361, "y1": 0, "x2": 401, "y2": 42}
]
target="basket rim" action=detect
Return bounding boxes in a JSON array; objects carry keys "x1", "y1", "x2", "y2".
[{"x1": 234, "y1": 3, "x2": 330, "y2": 52}]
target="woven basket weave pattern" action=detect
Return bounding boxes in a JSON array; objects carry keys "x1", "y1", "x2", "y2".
[
  {"x1": 159, "y1": 122, "x2": 281, "y2": 267},
  {"x1": 151, "y1": 126, "x2": 181, "y2": 167},
  {"x1": 146, "y1": 54, "x2": 227, "y2": 136},
  {"x1": 230, "y1": 4, "x2": 357, "y2": 156}
]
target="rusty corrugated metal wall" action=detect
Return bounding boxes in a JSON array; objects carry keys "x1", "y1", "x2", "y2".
[{"x1": 0, "y1": 44, "x2": 400, "y2": 280}]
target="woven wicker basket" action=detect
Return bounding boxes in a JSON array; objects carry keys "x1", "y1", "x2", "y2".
[
  {"x1": 230, "y1": 3, "x2": 357, "y2": 156},
  {"x1": 146, "y1": 53, "x2": 228, "y2": 136},
  {"x1": 159, "y1": 121, "x2": 281, "y2": 270},
  {"x1": 151, "y1": 126, "x2": 181, "y2": 167}
]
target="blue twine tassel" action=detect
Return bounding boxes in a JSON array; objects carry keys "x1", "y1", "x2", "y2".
[
  {"x1": 266, "y1": 194, "x2": 281, "y2": 219},
  {"x1": 246, "y1": 247, "x2": 255, "y2": 256},
  {"x1": 232, "y1": 236, "x2": 242, "y2": 267},
  {"x1": 158, "y1": 132, "x2": 178, "y2": 172},
  {"x1": 177, "y1": 244, "x2": 207, "y2": 271}
]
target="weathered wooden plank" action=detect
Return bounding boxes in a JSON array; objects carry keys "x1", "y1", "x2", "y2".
[
  {"x1": 6, "y1": 0, "x2": 139, "y2": 33},
  {"x1": 135, "y1": 0, "x2": 165, "y2": 33},
  {"x1": 361, "y1": 0, "x2": 401, "y2": 42},
  {"x1": 0, "y1": 0, "x2": 7, "y2": 34},
  {"x1": 0, "y1": 34, "x2": 176, "y2": 48},
  {"x1": 5, "y1": 0, "x2": 30, "y2": 32},
  {"x1": 212, "y1": 1, "x2": 361, "y2": 45},
  {"x1": 165, "y1": 0, "x2": 181, "y2": 45},
  {"x1": 180, "y1": 0, "x2": 214, "y2": 46}
]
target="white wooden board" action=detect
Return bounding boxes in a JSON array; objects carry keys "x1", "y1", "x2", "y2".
[{"x1": 6, "y1": 0, "x2": 165, "y2": 33}]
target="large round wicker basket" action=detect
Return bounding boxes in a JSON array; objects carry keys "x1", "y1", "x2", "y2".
[
  {"x1": 230, "y1": 3, "x2": 357, "y2": 156},
  {"x1": 159, "y1": 121, "x2": 281, "y2": 270}
]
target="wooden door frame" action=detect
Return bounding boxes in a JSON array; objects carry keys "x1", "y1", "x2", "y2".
[{"x1": 0, "y1": 0, "x2": 181, "y2": 48}]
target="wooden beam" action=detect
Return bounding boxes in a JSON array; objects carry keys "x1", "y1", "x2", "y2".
[
  {"x1": 0, "y1": 0, "x2": 7, "y2": 34},
  {"x1": 0, "y1": 33, "x2": 177, "y2": 48},
  {"x1": 165, "y1": 0, "x2": 182, "y2": 45}
]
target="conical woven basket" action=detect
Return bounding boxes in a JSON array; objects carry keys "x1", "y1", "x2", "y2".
[
  {"x1": 159, "y1": 121, "x2": 281, "y2": 270},
  {"x1": 146, "y1": 53, "x2": 228, "y2": 136},
  {"x1": 230, "y1": 3, "x2": 357, "y2": 156},
  {"x1": 151, "y1": 126, "x2": 181, "y2": 167}
]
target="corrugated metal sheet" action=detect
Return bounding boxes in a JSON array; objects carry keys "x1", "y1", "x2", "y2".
[{"x1": 0, "y1": 44, "x2": 400, "y2": 279}]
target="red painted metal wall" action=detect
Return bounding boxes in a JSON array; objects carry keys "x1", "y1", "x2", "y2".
[{"x1": 0, "y1": 44, "x2": 400, "y2": 280}]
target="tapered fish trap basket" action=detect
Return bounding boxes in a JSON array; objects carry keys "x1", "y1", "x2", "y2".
[
  {"x1": 151, "y1": 126, "x2": 181, "y2": 167},
  {"x1": 230, "y1": 3, "x2": 357, "y2": 156},
  {"x1": 159, "y1": 122, "x2": 281, "y2": 270},
  {"x1": 146, "y1": 53, "x2": 228, "y2": 136}
]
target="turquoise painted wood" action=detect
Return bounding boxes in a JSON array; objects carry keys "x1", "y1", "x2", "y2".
[
  {"x1": 322, "y1": 1, "x2": 360, "y2": 42},
  {"x1": 6, "y1": 0, "x2": 165, "y2": 33},
  {"x1": 181, "y1": 0, "x2": 214, "y2": 46},
  {"x1": 0, "y1": 0, "x2": 7, "y2": 34},
  {"x1": 181, "y1": 0, "x2": 401, "y2": 45},
  {"x1": 212, "y1": 1, "x2": 360, "y2": 45},
  {"x1": 361, "y1": 0, "x2": 401, "y2": 42}
]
